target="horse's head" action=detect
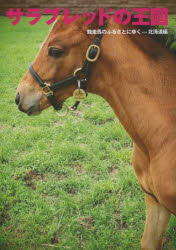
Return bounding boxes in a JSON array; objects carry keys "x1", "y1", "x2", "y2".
[{"x1": 15, "y1": 16, "x2": 98, "y2": 115}]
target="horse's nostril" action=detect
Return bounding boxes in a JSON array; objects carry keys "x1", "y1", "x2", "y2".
[{"x1": 15, "y1": 92, "x2": 20, "y2": 105}]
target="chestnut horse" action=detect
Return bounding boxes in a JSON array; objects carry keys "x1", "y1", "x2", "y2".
[{"x1": 16, "y1": 16, "x2": 176, "y2": 249}]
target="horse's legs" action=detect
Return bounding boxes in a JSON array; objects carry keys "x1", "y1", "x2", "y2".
[
  {"x1": 132, "y1": 144, "x2": 171, "y2": 250},
  {"x1": 141, "y1": 194, "x2": 171, "y2": 250}
]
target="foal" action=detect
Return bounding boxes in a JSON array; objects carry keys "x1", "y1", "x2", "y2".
[{"x1": 16, "y1": 16, "x2": 176, "y2": 249}]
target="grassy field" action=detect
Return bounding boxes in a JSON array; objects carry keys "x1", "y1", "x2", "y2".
[{"x1": 0, "y1": 16, "x2": 176, "y2": 249}]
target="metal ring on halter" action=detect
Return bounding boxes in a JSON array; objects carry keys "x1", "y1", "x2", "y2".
[
  {"x1": 55, "y1": 103, "x2": 78, "y2": 117},
  {"x1": 55, "y1": 103, "x2": 70, "y2": 117},
  {"x1": 73, "y1": 68, "x2": 82, "y2": 77},
  {"x1": 73, "y1": 67, "x2": 87, "y2": 81}
]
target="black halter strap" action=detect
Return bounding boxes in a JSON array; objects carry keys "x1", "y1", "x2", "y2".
[{"x1": 29, "y1": 22, "x2": 107, "y2": 111}]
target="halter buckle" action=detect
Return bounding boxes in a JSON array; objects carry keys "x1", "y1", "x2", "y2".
[
  {"x1": 42, "y1": 83, "x2": 53, "y2": 96},
  {"x1": 86, "y1": 45, "x2": 100, "y2": 62}
]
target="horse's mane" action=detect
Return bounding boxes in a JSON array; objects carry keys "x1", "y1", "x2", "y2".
[
  {"x1": 89, "y1": 10, "x2": 176, "y2": 56},
  {"x1": 130, "y1": 15, "x2": 176, "y2": 55}
]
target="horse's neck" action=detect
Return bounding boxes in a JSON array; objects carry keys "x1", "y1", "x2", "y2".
[{"x1": 87, "y1": 21, "x2": 176, "y2": 157}]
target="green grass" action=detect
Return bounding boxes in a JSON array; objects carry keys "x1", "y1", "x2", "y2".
[{"x1": 0, "y1": 16, "x2": 176, "y2": 249}]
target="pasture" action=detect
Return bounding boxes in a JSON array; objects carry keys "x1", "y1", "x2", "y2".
[{"x1": 0, "y1": 16, "x2": 176, "y2": 249}]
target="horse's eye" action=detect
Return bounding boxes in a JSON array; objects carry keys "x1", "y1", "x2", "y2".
[{"x1": 48, "y1": 47, "x2": 63, "y2": 58}]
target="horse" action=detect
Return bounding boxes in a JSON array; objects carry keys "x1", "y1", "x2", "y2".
[{"x1": 15, "y1": 15, "x2": 176, "y2": 249}]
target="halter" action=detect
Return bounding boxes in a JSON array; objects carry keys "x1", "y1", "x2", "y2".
[{"x1": 29, "y1": 22, "x2": 107, "y2": 116}]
